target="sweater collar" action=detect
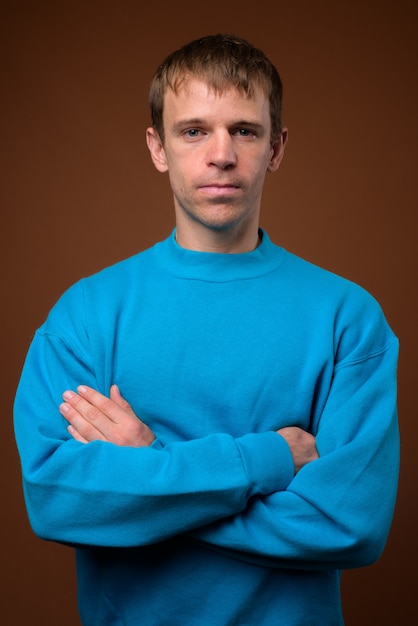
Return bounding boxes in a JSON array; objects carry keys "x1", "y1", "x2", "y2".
[{"x1": 153, "y1": 228, "x2": 285, "y2": 282}]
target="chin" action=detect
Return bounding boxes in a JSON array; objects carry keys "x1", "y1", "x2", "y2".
[{"x1": 196, "y1": 208, "x2": 252, "y2": 231}]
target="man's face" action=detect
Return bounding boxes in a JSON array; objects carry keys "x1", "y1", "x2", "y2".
[{"x1": 147, "y1": 78, "x2": 286, "y2": 251}]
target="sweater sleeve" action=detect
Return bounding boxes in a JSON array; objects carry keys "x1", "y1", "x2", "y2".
[
  {"x1": 189, "y1": 334, "x2": 400, "y2": 571},
  {"x1": 14, "y1": 275, "x2": 399, "y2": 570},
  {"x1": 13, "y1": 311, "x2": 294, "y2": 548}
]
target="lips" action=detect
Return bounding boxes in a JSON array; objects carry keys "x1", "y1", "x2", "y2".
[{"x1": 199, "y1": 184, "x2": 240, "y2": 196}]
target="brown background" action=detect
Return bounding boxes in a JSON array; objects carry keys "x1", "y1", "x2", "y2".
[{"x1": 2, "y1": 1, "x2": 417, "y2": 624}]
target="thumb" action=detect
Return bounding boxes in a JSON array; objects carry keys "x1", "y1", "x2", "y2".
[
  {"x1": 110, "y1": 384, "x2": 131, "y2": 410},
  {"x1": 110, "y1": 384, "x2": 141, "y2": 425}
]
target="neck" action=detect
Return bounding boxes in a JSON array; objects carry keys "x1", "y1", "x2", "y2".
[{"x1": 174, "y1": 222, "x2": 261, "y2": 254}]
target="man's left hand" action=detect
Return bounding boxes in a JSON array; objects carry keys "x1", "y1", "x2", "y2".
[{"x1": 60, "y1": 384, "x2": 155, "y2": 447}]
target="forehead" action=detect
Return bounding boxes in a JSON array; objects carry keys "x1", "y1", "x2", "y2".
[{"x1": 163, "y1": 77, "x2": 270, "y2": 125}]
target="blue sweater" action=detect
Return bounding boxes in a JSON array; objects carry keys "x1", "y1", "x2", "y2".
[{"x1": 14, "y1": 230, "x2": 399, "y2": 625}]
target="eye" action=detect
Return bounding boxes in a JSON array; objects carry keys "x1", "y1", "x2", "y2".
[
  {"x1": 234, "y1": 128, "x2": 256, "y2": 139},
  {"x1": 185, "y1": 129, "x2": 201, "y2": 138}
]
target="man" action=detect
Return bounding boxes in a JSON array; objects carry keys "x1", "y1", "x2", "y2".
[{"x1": 14, "y1": 34, "x2": 399, "y2": 625}]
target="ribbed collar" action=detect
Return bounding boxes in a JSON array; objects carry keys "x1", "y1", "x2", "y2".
[{"x1": 153, "y1": 228, "x2": 285, "y2": 282}]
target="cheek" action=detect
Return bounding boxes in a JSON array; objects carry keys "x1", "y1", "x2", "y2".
[
  {"x1": 243, "y1": 148, "x2": 270, "y2": 175},
  {"x1": 250, "y1": 163, "x2": 269, "y2": 188},
  {"x1": 169, "y1": 157, "x2": 197, "y2": 188},
  {"x1": 168, "y1": 168, "x2": 190, "y2": 199}
]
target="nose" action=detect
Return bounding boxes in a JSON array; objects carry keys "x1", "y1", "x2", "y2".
[{"x1": 207, "y1": 130, "x2": 237, "y2": 169}]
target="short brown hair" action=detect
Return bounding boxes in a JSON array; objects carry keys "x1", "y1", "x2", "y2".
[{"x1": 149, "y1": 34, "x2": 283, "y2": 144}]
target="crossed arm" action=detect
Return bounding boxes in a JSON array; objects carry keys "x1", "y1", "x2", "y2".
[
  {"x1": 59, "y1": 384, "x2": 319, "y2": 474},
  {"x1": 16, "y1": 339, "x2": 398, "y2": 567}
]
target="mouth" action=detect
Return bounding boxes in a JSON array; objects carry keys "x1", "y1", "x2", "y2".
[{"x1": 199, "y1": 184, "x2": 241, "y2": 197}]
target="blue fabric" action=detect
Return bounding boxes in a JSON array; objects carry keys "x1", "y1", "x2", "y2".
[{"x1": 14, "y1": 229, "x2": 399, "y2": 625}]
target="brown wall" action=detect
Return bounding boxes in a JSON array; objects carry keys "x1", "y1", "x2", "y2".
[{"x1": 2, "y1": 1, "x2": 417, "y2": 624}]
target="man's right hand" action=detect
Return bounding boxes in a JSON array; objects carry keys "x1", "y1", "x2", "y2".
[{"x1": 277, "y1": 427, "x2": 319, "y2": 474}]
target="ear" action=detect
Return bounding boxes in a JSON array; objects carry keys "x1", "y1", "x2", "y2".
[
  {"x1": 267, "y1": 127, "x2": 288, "y2": 172},
  {"x1": 146, "y1": 127, "x2": 168, "y2": 173}
]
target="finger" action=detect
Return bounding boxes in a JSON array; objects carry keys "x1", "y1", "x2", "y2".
[
  {"x1": 60, "y1": 401, "x2": 107, "y2": 442},
  {"x1": 62, "y1": 386, "x2": 138, "y2": 441},
  {"x1": 67, "y1": 424, "x2": 89, "y2": 444},
  {"x1": 61, "y1": 390, "x2": 110, "y2": 430},
  {"x1": 110, "y1": 384, "x2": 135, "y2": 415},
  {"x1": 110, "y1": 384, "x2": 124, "y2": 406},
  {"x1": 76, "y1": 386, "x2": 121, "y2": 423}
]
